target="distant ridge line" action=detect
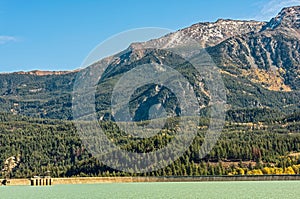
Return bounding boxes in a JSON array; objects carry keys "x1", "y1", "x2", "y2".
[{"x1": 0, "y1": 69, "x2": 81, "y2": 76}]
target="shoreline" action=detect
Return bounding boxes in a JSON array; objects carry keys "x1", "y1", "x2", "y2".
[{"x1": 2, "y1": 175, "x2": 300, "y2": 186}]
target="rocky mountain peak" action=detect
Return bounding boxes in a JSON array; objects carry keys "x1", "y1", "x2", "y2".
[
  {"x1": 130, "y1": 19, "x2": 265, "y2": 51},
  {"x1": 176, "y1": 19, "x2": 265, "y2": 47},
  {"x1": 264, "y1": 6, "x2": 300, "y2": 30}
]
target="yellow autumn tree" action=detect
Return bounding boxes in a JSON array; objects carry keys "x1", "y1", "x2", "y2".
[
  {"x1": 262, "y1": 167, "x2": 272, "y2": 174},
  {"x1": 247, "y1": 169, "x2": 263, "y2": 175},
  {"x1": 237, "y1": 168, "x2": 245, "y2": 175},
  {"x1": 284, "y1": 166, "x2": 295, "y2": 174}
]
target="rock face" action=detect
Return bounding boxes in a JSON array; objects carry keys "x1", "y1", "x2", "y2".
[
  {"x1": 131, "y1": 19, "x2": 265, "y2": 50},
  {"x1": 0, "y1": 6, "x2": 300, "y2": 121},
  {"x1": 263, "y1": 6, "x2": 300, "y2": 30},
  {"x1": 206, "y1": 7, "x2": 300, "y2": 91},
  {"x1": 1, "y1": 155, "x2": 21, "y2": 177},
  {"x1": 170, "y1": 19, "x2": 265, "y2": 47}
]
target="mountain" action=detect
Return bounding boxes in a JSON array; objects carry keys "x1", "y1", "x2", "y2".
[
  {"x1": 0, "y1": 6, "x2": 300, "y2": 122},
  {"x1": 90, "y1": 6, "x2": 300, "y2": 120},
  {"x1": 208, "y1": 6, "x2": 300, "y2": 89},
  {"x1": 205, "y1": 6, "x2": 300, "y2": 112}
]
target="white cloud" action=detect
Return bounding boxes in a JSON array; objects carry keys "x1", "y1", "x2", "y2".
[
  {"x1": 0, "y1": 36, "x2": 17, "y2": 45},
  {"x1": 255, "y1": 0, "x2": 300, "y2": 21}
]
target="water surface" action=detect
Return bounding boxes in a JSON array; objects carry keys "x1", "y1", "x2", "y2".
[{"x1": 1, "y1": 181, "x2": 299, "y2": 198}]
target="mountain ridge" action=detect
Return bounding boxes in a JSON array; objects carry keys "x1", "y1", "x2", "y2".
[{"x1": 0, "y1": 69, "x2": 80, "y2": 76}]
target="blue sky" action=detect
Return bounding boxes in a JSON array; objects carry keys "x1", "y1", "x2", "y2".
[{"x1": 0, "y1": 0, "x2": 299, "y2": 72}]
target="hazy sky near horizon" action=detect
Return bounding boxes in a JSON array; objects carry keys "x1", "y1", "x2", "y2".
[{"x1": 0, "y1": 0, "x2": 299, "y2": 72}]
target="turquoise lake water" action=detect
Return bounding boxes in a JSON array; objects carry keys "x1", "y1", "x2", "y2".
[{"x1": 1, "y1": 181, "x2": 300, "y2": 198}]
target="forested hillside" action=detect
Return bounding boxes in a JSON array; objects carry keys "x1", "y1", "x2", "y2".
[{"x1": 1, "y1": 112, "x2": 300, "y2": 178}]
